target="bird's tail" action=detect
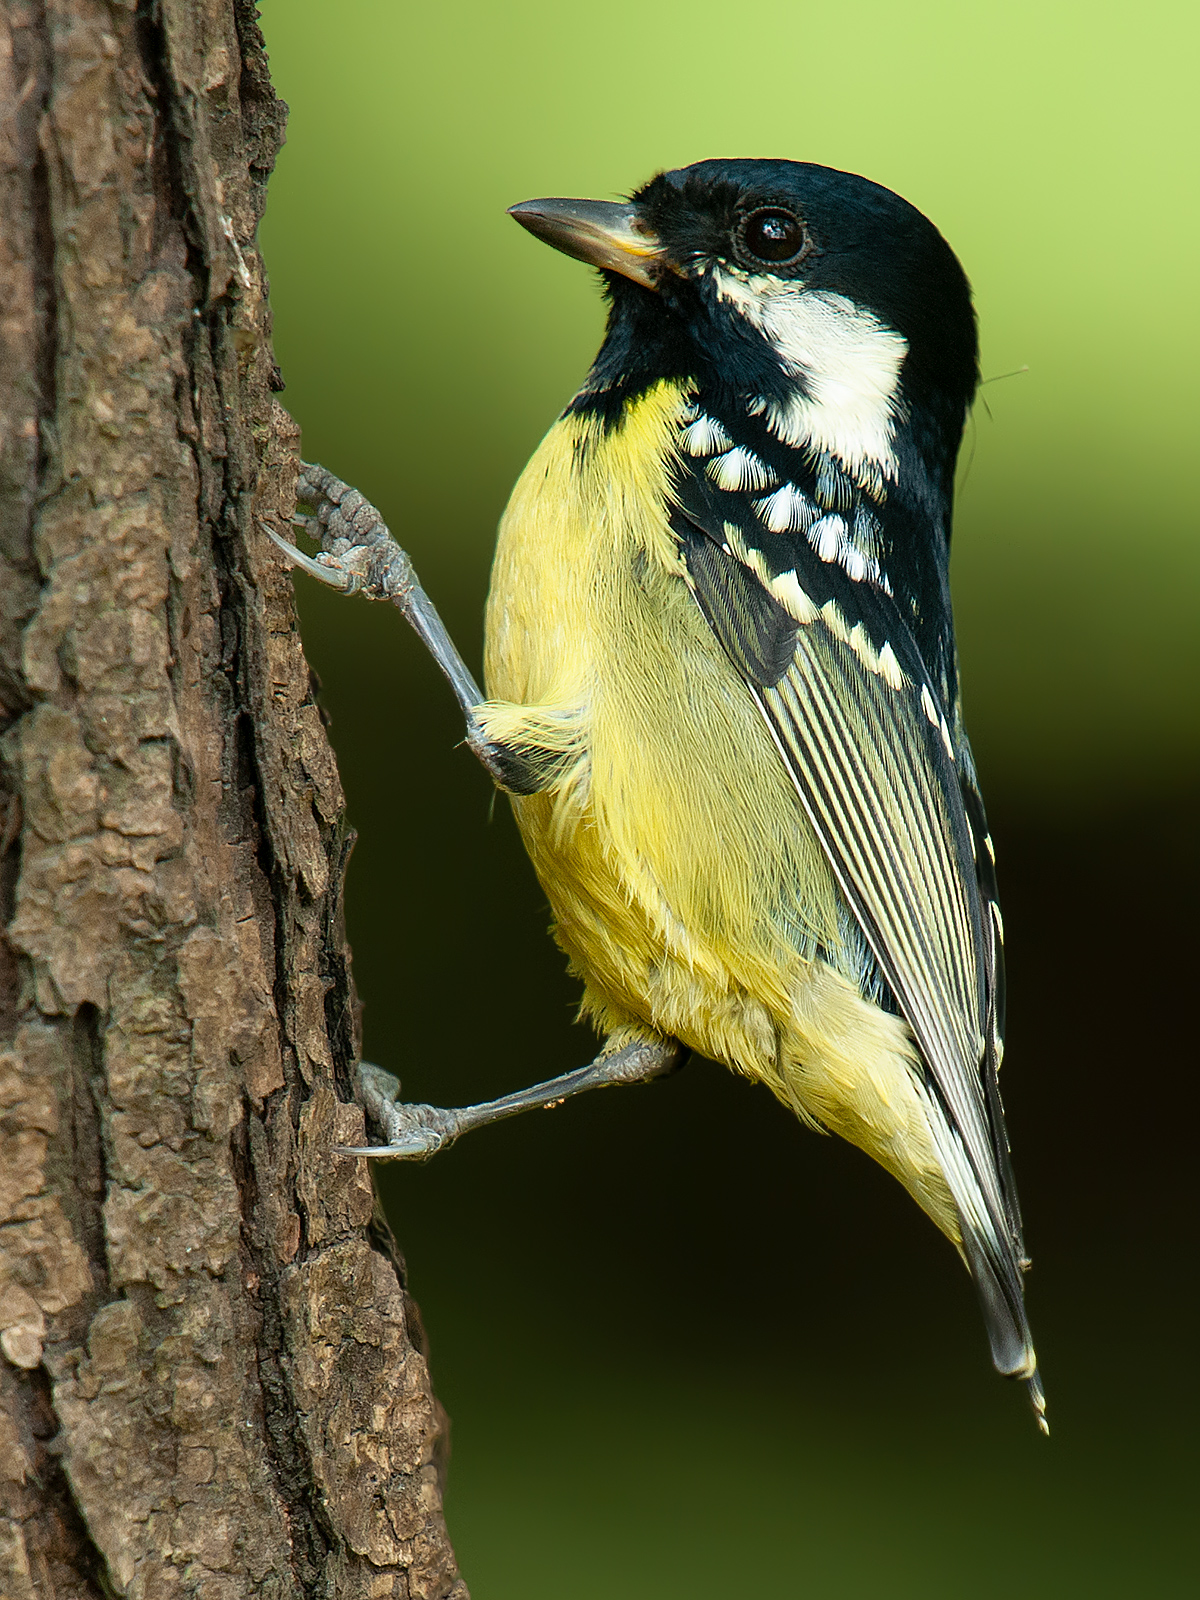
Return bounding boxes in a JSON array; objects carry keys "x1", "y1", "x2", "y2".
[
  {"x1": 960, "y1": 1222, "x2": 1047, "y2": 1433},
  {"x1": 923, "y1": 1095, "x2": 1047, "y2": 1433}
]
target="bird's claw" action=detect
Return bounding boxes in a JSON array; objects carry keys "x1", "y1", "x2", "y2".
[
  {"x1": 262, "y1": 521, "x2": 356, "y2": 592},
  {"x1": 263, "y1": 516, "x2": 407, "y2": 602},
  {"x1": 262, "y1": 457, "x2": 420, "y2": 606},
  {"x1": 334, "y1": 1061, "x2": 461, "y2": 1160}
]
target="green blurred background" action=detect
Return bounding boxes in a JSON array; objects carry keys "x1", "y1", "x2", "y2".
[{"x1": 257, "y1": 2, "x2": 1197, "y2": 1593}]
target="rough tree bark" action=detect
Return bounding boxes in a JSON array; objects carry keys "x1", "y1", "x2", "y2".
[{"x1": 0, "y1": 3, "x2": 465, "y2": 1595}]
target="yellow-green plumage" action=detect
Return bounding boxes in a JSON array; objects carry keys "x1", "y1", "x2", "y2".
[
  {"x1": 482, "y1": 380, "x2": 960, "y2": 1244},
  {"x1": 283, "y1": 161, "x2": 1039, "y2": 1415}
]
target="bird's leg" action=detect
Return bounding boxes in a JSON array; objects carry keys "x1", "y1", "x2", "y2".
[
  {"x1": 263, "y1": 461, "x2": 527, "y2": 789},
  {"x1": 270, "y1": 467, "x2": 685, "y2": 1157},
  {"x1": 339, "y1": 1037, "x2": 685, "y2": 1160}
]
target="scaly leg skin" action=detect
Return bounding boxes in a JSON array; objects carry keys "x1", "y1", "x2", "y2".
[
  {"x1": 265, "y1": 464, "x2": 686, "y2": 1160},
  {"x1": 263, "y1": 462, "x2": 524, "y2": 789},
  {"x1": 339, "y1": 1039, "x2": 685, "y2": 1160}
]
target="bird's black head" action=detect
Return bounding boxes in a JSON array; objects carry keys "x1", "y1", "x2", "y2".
[
  {"x1": 510, "y1": 158, "x2": 978, "y2": 494},
  {"x1": 510, "y1": 160, "x2": 981, "y2": 699}
]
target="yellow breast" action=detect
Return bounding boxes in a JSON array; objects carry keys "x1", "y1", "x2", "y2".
[
  {"x1": 480, "y1": 380, "x2": 959, "y2": 1241},
  {"x1": 481, "y1": 381, "x2": 837, "y2": 1069}
]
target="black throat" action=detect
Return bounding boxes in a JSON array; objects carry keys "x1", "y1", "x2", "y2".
[{"x1": 569, "y1": 276, "x2": 971, "y2": 706}]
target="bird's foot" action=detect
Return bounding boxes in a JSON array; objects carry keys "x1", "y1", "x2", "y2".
[
  {"x1": 263, "y1": 461, "x2": 418, "y2": 604},
  {"x1": 337, "y1": 1038, "x2": 685, "y2": 1162},
  {"x1": 265, "y1": 464, "x2": 553, "y2": 792},
  {"x1": 267, "y1": 460, "x2": 499, "y2": 750},
  {"x1": 339, "y1": 1062, "x2": 461, "y2": 1160}
]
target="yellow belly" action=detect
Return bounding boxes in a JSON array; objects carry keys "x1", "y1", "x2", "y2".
[{"x1": 481, "y1": 381, "x2": 958, "y2": 1240}]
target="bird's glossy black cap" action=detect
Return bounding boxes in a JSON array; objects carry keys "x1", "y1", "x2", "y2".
[
  {"x1": 511, "y1": 159, "x2": 978, "y2": 456},
  {"x1": 633, "y1": 159, "x2": 978, "y2": 411},
  {"x1": 510, "y1": 159, "x2": 981, "y2": 699}
]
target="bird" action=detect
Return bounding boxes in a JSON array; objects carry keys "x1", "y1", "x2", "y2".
[{"x1": 269, "y1": 157, "x2": 1044, "y2": 1429}]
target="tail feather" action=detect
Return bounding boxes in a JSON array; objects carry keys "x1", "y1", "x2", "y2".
[
  {"x1": 922, "y1": 1082, "x2": 1046, "y2": 1432},
  {"x1": 960, "y1": 1226, "x2": 1047, "y2": 1433},
  {"x1": 960, "y1": 1225, "x2": 1033, "y2": 1371}
]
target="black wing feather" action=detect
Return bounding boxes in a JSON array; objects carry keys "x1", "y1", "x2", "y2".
[{"x1": 669, "y1": 451, "x2": 1035, "y2": 1381}]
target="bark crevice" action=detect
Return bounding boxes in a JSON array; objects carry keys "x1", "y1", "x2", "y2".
[
  {"x1": 29, "y1": 142, "x2": 56, "y2": 499},
  {"x1": 0, "y1": 3, "x2": 465, "y2": 1594}
]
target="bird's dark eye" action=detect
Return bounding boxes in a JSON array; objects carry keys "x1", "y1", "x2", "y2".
[{"x1": 736, "y1": 208, "x2": 808, "y2": 266}]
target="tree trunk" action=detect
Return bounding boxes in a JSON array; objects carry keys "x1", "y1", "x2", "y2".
[{"x1": 0, "y1": 3, "x2": 465, "y2": 1594}]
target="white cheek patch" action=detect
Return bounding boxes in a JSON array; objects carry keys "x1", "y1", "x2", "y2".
[{"x1": 711, "y1": 271, "x2": 908, "y2": 486}]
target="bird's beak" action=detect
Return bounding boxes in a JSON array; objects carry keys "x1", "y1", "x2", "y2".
[{"x1": 508, "y1": 197, "x2": 664, "y2": 290}]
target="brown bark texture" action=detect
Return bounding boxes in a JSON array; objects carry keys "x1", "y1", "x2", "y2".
[{"x1": 0, "y1": 3, "x2": 465, "y2": 1595}]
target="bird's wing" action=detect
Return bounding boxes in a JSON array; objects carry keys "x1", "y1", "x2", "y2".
[{"x1": 670, "y1": 453, "x2": 1035, "y2": 1382}]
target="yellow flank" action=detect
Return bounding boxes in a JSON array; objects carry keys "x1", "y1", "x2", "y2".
[{"x1": 482, "y1": 381, "x2": 960, "y2": 1243}]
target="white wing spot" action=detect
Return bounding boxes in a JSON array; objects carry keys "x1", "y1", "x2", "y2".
[
  {"x1": 680, "y1": 413, "x2": 733, "y2": 457},
  {"x1": 848, "y1": 622, "x2": 878, "y2": 672},
  {"x1": 844, "y1": 622, "x2": 909, "y2": 687},
  {"x1": 814, "y1": 455, "x2": 855, "y2": 512},
  {"x1": 721, "y1": 524, "x2": 774, "y2": 592},
  {"x1": 877, "y1": 642, "x2": 905, "y2": 689},
  {"x1": 990, "y1": 900, "x2": 1005, "y2": 943},
  {"x1": 707, "y1": 446, "x2": 778, "y2": 492},
  {"x1": 770, "y1": 568, "x2": 819, "y2": 623},
  {"x1": 920, "y1": 685, "x2": 940, "y2": 727},
  {"x1": 811, "y1": 514, "x2": 845, "y2": 563},
  {"x1": 755, "y1": 482, "x2": 816, "y2": 533},
  {"x1": 818, "y1": 598, "x2": 850, "y2": 643},
  {"x1": 841, "y1": 543, "x2": 869, "y2": 582}
]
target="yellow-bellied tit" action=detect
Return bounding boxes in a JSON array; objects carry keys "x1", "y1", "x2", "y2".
[{"x1": 267, "y1": 158, "x2": 1044, "y2": 1430}]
